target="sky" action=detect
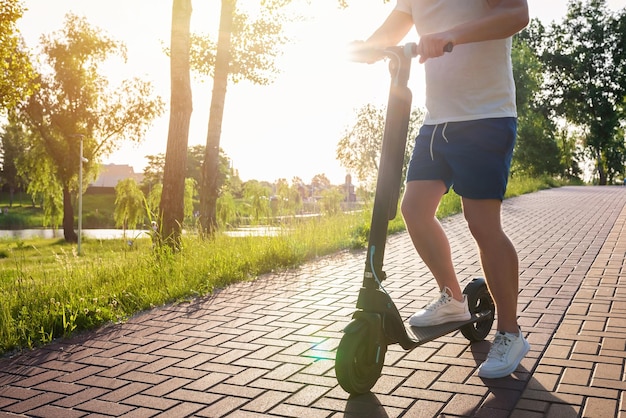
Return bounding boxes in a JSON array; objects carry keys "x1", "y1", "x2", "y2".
[{"x1": 17, "y1": 0, "x2": 626, "y2": 185}]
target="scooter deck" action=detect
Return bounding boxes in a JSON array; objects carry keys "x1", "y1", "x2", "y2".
[{"x1": 407, "y1": 311, "x2": 490, "y2": 344}]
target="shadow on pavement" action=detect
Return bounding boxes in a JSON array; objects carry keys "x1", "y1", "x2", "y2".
[
  {"x1": 470, "y1": 341, "x2": 580, "y2": 417},
  {"x1": 344, "y1": 393, "x2": 390, "y2": 418},
  {"x1": 339, "y1": 340, "x2": 580, "y2": 418}
]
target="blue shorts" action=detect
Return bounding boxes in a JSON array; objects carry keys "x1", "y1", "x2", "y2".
[{"x1": 406, "y1": 117, "x2": 517, "y2": 200}]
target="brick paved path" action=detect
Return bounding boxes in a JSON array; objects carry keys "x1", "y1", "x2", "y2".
[{"x1": 1, "y1": 186, "x2": 625, "y2": 417}]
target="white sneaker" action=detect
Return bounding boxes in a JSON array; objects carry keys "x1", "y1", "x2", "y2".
[
  {"x1": 477, "y1": 329, "x2": 530, "y2": 379},
  {"x1": 408, "y1": 287, "x2": 471, "y2": 327}
]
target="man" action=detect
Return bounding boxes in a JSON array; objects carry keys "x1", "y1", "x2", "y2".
[{"x1": 358, "y1": 0, "x2": 530, "y2": 379}]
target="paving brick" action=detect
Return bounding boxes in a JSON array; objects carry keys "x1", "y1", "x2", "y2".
[
  {"x1": 75, "y1": 375, "x2": 130, "y2": 390},
  {"x1": 241, "y1": 390, "x2": 291, "y2": 413},
  {"x1": 121, "y1": 393, "x2": 179, "y2": 411},
  {"x1": 195, "y1": 396, "x2": 248, "y2": 418},
  {"x1": 583, "y1": 397, "x2": 618, "y2": 418},
  {"x1": 156, "y1": 402, "x2": 205, "y2": 417},
  {"x1": 560, "y1": 367, "x2": 591, "y2": 386},
  {"x1": 165, "y1": 388, "x2": 222, "y2": 405},
  {"x1": 0, "y1": 385, "x2": 42, "y2": 400},
  {"x1": 98, "y1": 382, "x2": 151, "y2": 402},
  {"x1": 440, "y1": 393, "x2": 483, "y2": 415},
  {"x1": 26, "y1": 404, "x2": 87, "y2": 418},
  {"x1": 73, "y1": 398, "x2": 135, "y2": 415},
  {"x1": 269, "y1": 403, "x2": 335, "y2": 418},
  {"x1": 593, "y1": 362, "x2": 622, "y2": 380},
  {"x1": 401, "y1": 400, "x2": 445, "y2": 418}
]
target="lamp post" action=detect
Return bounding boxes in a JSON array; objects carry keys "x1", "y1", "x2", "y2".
[{"x1": 74, "y1": 134, "x2": 88, "y2": 255}]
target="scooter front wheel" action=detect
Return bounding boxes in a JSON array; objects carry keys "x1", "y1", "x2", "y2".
[{"x1": 335, "y1": 319, "x2": 387, "y2": 395}]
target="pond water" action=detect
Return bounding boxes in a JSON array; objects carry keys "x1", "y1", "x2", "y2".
[
  {"x1": 0, "y1": 229, "x2": 150, "y2": 240},
  {"x1": 0, "y1": 227, "x2": 281, "y2": 240}
]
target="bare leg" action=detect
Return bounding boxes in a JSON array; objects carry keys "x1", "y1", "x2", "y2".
[
  {"x1": 462, "y1": 197, "x2": 519, "y2": 333},
  {"x1": 401, "y1": 180, "x2": 463, "y2": 301}
]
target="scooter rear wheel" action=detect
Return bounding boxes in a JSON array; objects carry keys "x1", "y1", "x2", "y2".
[
  {"x1": 461, "y1": 278, "x2": 495, "y2": 342},
  {"x1": 335, "y1": 319, "x2": 387, "y2": 395}
]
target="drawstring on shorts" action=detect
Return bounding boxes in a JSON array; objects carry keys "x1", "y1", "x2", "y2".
[{"x1": 429, "y1": 122, "x2": 449, "y2": 160}]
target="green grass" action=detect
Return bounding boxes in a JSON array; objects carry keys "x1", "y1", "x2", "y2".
[
  {"x1": 0, "y1": 176, "x2": 566, "y2": 356},
  {"x1": 0, "y1": 213, "x2": 363, "y2": 355}
]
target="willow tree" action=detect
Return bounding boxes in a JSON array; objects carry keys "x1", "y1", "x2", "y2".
[
  {"x1": 17, "y1": 14, "x2": 164, "y2": 242},
  {"x1": 114, "y1": 178, "x2": 145, "y2": 238}
]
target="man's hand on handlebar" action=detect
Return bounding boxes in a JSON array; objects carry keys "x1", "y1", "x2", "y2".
[
  {"x1": 348, "y1": 41, "x2": 387, "y2": 64},
  {"x1": 416, "y1": 33, "x2": 455, "y2": 63}
]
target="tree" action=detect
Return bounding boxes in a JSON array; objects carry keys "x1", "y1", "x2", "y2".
[
  {"x1": 144, "y1": 145, "x2": 236, "y2": 206},
  {"x1": 183, "y1": 177, "x2": 197, "y2": 225},
  {"x1": 510, "y1": 36, "x2": 563, "y2": 177},
  {"x1": 141, "y1": 153, "x2": 165, "y2": 193},
  {"x1": 336, "y1": 104, "x2": 424, "y2": 191},
  {"x1": 0, "y1": 121, "x2": 27, "y2": 206},
  {"x1": 16, "y1": 136, "x2": 63, "y2": 227},
  {"x1": 0, "y1": 0, "x2": 36, "y2": 111},
  {"x1": 290, "y1": 176, "x2": 308, "y2": 204},
  {"x1": 320, "y1": 187, "x2": 344, "y2": 216},
  {"x1": 535, "y1": 0, "x2": 626, "y2": 184},
  {"x1": 186, "y1": 144, "x2": 205, "y2": 187},
  {"x1": 310, "y1": 173, "x2": 331, "y2": 197},
  {"x1": 216, "y1": 190, "x2": 237, "y2": 227},
  {"x1": 159, "y1": 0, "x2": 193, "y2": 248},
  {"x1": 114, "y1": 178, "x2": 145, "y2": 237},
  {"x1": 16, "y1": 14, "x2": 164, "y2": 242},
  {"x1": 191, "y1": 0, "x2": 289, "y2": 235},
  {"x1": 243, "y1": 180, "x2": 271, "y2": 223},
  {"x1": 146, "y1": 183, "x2": 163, "y2": 221}
]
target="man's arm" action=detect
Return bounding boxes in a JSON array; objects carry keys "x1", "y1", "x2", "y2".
[
  {"x1": 365, "y1": 10, "x2": 414, "y2": 48},
  {"x1": 350, "y1": 10, "x2": 413, "y2": 63},
  {"x1": 418, "y1": 0, "x2": 529, "y2": 62}
]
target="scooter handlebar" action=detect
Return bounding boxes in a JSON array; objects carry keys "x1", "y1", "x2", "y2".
[{"x1": 350, "y1": 41, "x2": 454, "y2": 63}]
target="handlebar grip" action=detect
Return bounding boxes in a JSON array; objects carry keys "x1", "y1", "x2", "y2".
[{"x1": 406, "y1": 42, "x2": 454, "y2": 58}]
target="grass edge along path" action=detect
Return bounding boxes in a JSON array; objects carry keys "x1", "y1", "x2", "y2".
[{"x1": 0, "y1": 176, "x2": 564, "y2": 356}]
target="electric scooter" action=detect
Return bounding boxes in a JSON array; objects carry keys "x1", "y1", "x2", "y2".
[{"x1": 335, "y1": 42, "x2": 495, "y2": 395}]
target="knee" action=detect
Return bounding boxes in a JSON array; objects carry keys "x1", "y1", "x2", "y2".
[
  {"x1": 400, "y1": 197, "x2": 413, "y2": 222},
  {"x1": 464, "y1": 212, "x2": 491, "y2": 243},
  {"x1": 401, "y1": 194, "x2": 427, "y2": 226}
]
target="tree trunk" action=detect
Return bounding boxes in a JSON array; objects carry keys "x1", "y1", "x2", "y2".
[
  {"x1": 9, "y1": 185, "x2": 14, "y2": 208},
  {"x1": 159, "y1": 0, "x2": 193, "y2": 248},
  {"x1": 597, "y1": 156, "x2": 607, "y2": 185},
  {"x1": 62, "y1": 186, "x2": 78, "y2": 242},
  {"x1": 199, "y1": 0, "x2": 235, "y2": 237}
]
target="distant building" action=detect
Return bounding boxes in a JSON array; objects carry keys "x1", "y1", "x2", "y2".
[{"x1": 89, "y1": 164, "x2": 143, "y2": 189}]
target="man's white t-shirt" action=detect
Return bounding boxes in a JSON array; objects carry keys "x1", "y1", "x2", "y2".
[{"x1": 395, "y1": 0, "x2": 517, "y2": 125}]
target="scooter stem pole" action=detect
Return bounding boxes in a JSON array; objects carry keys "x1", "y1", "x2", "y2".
[{"x1": 364, "y1": 46, "x2": 414, "y2": 288}]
